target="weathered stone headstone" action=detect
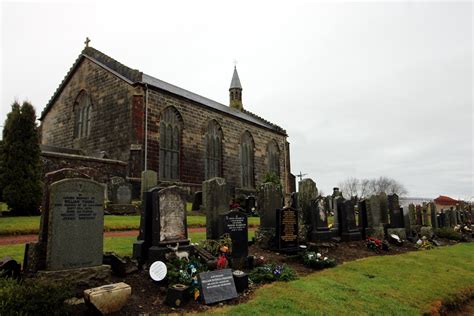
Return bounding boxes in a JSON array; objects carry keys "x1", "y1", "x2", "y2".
[
  {"x1": 192, "y1": 191, "x2": 203, "y2": 211},
  {"x1": 297, "y1": 179, "x2": 318, "y2": 241},
  {"x1": 416, "y1": 205, "x2": 423, "y2": 226},
  {"x1": 203, "y1": 178, "x2": 229, "y2": 240},
  {"x1": 366, "y1": 195, "x2": 384, "y2": 239},
  {"x1": 133, "y1": 186, "x2": 190, "y2": 263},
  {"x1": 445, "y1": 209, "x2": 452, "y2": 228},
  {"x1": 47, "y1": 178, "x2": 105, "y2": 270},
  {"x1": 115, "y1": 184, "x2": 132, "y2": 205},
  {"x1": 402, "y1": 206, "x2": 412, "y2": 237},
  {"x1": 198, "y1": 269, "x2": 238, "y2": 304},
  {"x1": 219, "y1": 209, "x2": 248, "y2": 269},
  {"x1": 331, "y1": 188, "x2": 342, "y2": 232},
  {"x1": 310, "y1": 198, "x2": 332, "y2": 241},
  {"x1": 422, "y1": 205, "x2": 430, "y2": 226},
  {"x1": 255, "y1": 182, "x2": 282, "y2": 248},
  {"x1": 275, "y1": 207, "x2": 299, "y2": 252},
  {"x1": 339, "y1": 200, "x2": 362, "y2": 241},
  {"x1": 140, "y1": 170, "x2": 157, "y2": 197}
]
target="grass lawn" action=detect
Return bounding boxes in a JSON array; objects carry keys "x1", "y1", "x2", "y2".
[
  {"x1": 211, "y1": 243, "x2": 474, "y2": 315},
  {"x1": 0, "y1": 215, "x2": 261, "y2": 235},
  {"x1": 0, "y1": 230, "x2": 256, "y2": 262}
]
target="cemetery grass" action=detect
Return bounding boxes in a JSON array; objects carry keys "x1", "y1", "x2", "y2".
[
  {"x1": 211, "y1": 242, "x2": 474, "y2": 316},
  {"x1": 0, "y1": 215, "x2": 261, "y2": 235}
]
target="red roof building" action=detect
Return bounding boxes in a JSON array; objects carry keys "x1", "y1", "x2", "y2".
[{"x1": 434, "y1": 195, "x2": 459, "y2": 208}]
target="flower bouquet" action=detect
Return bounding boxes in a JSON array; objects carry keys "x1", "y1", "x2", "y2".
[
  {"x1": 249, "y1": 263, "x2": 297, "y2": 284},
  {"x1": 301, "y1": 251, "x2": 336, "y2": 270}
]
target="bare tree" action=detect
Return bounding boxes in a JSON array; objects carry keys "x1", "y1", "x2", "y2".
[{"x1": 338, "y1": 176, "x2": 408, "y2": 199}]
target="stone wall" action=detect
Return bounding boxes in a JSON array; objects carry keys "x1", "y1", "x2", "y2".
[
  {"x1": 139, "y1": 87, "x2": 290, "y2": 195},
  {"x1": 41, "y1": 151, "x2": 127, "y2": 183},
  {"x1": 40, "y1": 58, "x2": 137, "y2": 164}
]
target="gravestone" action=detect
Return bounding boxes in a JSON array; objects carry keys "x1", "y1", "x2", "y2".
[
  {"x1": 438, "y1": 211, "x2": 446, "y2": 228},
  {"x1": 192, "y1": 191, "x2": 203, "y2": 211},
  {"x1": 403, "y1": 206, "x2": 412, "y2": 237},
  {"x1": 416, "y1": 205, "x2": 423, "y2": 226},
  {"x1": 46, "y1": 178, "x2": 105, "y2": 270},
  {"x1": 379, "y1": 193, "x2": 389, "y2": 225},
  {"x1": 115, "y1": 184, "x2": 132, "y2": 204},
  {"x1": 203, "y1": 178, "x2": 229, "y2": 240},
  {"x1": 365, "y1": 195, "x2": 384, "y2": 239},
  {"x1": 339, "y1": 200, "x2": 362, "y2": 241},
  {"x1": 297, "y1": 178, "x2": 318, "y2": 241},
  {"x1": 275, "y1": 207, "x2": 299, "y2": 252},
  {"x1": 290, "y1": 192, "x2": 298, "y2": 208},
  {"x1": 255, "y1": 182, "x2": 282, "y2": 248},
  {"x1": 331, "y1": 188, "x2": 342, "y2": 232},
  {"x1": 140, "y1": 170, "x2": 157, "y2": 197},
  {"x1": 358, "y1": 199, "x2": 369, "y2": 239},
  {"x1": 429, "y1": 203, "x2": 438, "y2": 229},
  {"x1": 422, "y1": 205, "x2": 430, "y2": 226},
  {"x1": 445, "y1": 209, "x2": 452, "y2": 228},
  {"x1": 450, "y1": 208, "x2": 458, "y2": 226},
  {"x1": 244, "y1": 195, "x2": 256, "y2": 214},
  {"x1": 219, "y1": 209, "x2": 248, "y2": 269},
  {"x1": 310, "y1": 198, "x2": 332, "y2": 241},
  {"x1": 133, "y1": 186, "x2": 190, "y2": 263},
  {"x1": 198, "y1": 269, "x2": 238, "y2": 304},
  {"x1": 388, "y1": 194, "x2": 403, "y2": 228}
]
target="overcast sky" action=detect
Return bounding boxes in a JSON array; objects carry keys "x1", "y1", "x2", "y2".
[{"x1": 1, "y1": 0, "x2": 472, "y2": 199}]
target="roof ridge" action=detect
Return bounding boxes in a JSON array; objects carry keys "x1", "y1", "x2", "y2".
[{"x1": 241, "y1": 108, "x2": 286, "y2": 133}]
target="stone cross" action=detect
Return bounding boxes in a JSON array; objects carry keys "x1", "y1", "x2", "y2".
[
  {"x1": 85, "y1": 37, "x2": 91, "y2": 47},
  {"x1": 296, "y1": 171, "x2": 307, "y2": 182}
]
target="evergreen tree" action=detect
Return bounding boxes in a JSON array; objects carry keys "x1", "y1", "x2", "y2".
[{"x1": 0, "y1": 101, "x2": 42, "y2": 216}]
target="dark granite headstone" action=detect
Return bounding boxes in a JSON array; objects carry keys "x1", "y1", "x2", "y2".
[
  {"x1": 379, "y1": 193, "x2": 389, "y2": 225},
  {"x1": 244, "y1": 195, "x2": 256, "y2": 214},
  {"x1": 358, "y1": 199, "x2": 369, "y2": 239},
  {"x1": 416, "y1": 205, "x2": 423, "y2": 226},
  {"x1": 192, "y1": 191, "x2": 203, "y2": 211},
  {"x1": 340, "y1": 200, "x2": 362, "y2": 241},
  {"x1": 429, "y1": 203, "x2": 438, "y2": 229},
  {"x1": 219, "y1": 209, "x2": 248, "y2": 269},
  {"x1": 47, "y1": 178, "x2": 104, "y2": 270},
  {"x1": 290, "y1": 192, "x2": 298, "y2": 208},
  {"x1": 388, "y1": 194, "x2": 403, "y2": 228},
  {"x1": 198, "y1": 269, "x2": 238, "y2": 304},
  {"x1": 276, "y1": 207, "x2": 299, "y2": 252}
]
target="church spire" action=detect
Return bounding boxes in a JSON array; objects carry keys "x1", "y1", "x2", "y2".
[{"x1": 229, "y1": 66, "x2": 243, "y2": 111}]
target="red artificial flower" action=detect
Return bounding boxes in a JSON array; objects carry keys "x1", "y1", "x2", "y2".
[{"x1": 217, "y1": 255, "x2": 228, "y2": 269}]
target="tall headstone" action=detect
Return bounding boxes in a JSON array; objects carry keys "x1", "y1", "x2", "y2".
[
  {"x1": 244, "y1": 195, "x2": 256, "y2": 214},
  {"x1": 366, "y1": 195, "x2": 384, "y2": 239},
  {"x1": 133, "y1": 186, "x2": 190, "y2": 263},
  {"x1": 203, "y1": 178, "x2": 229, "y2": 240},
  {"x1": 310, "y1": 198, "x2": 332, "y2": 241},
  {"x1": 429, "y1": 202, "x2": 438, "y2": 229},
  {"x1": 422, "y1": 204, "x2": 430, "y2": 226},
  {"x1": 255, "y1": 182, "x2": 282, "y2": 248},
  {"x1": 219, "y1": 209, "x2": 248, "y2": 269},
  {"x1": 140, "y1": 170, "x2": 157, "y2": 197},
  {"x1": 416, "y1": 205, "x2": 423, "y2": 226},
  {"x1": 46, "y1": 179, "x2": 105, "y2": 270},
  {"x1": 358, "y1": 199, "x2": 369, "y2": 239},
  {"x1": 388, "y1": 194, "x2": 403, "y2": 228},
  {"x1": 450, "y1": 207, "x2": 458, "y2": 226},
  {"x1": 275, "y1": 207, "x2": 299, "y2": 252},
  {"x1": 339, "y1": 200, "x2": 362, "y2": 241},
  {"x1": 379, "y1": 193, "x2": 389, "y2": 225},
  {"x1": 24, "y1": 168, "x2": 93, "y2": 273},
  {"x1": 297, "y1": 178, "x2": 318, "y2": 241},
  {"x1": 331, "y1": 188, "x2": 342, "y2": 232}
]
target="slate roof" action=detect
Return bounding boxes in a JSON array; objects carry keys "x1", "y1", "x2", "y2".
[
  {"x1": 40, "y1": 47, "x2": 286, "y2": 135},
  {"x1": 230, "y1": 66, "x2": 242, "y2": 89}
]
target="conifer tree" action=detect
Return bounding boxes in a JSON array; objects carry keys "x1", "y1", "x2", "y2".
[{"x1": 0, "y1": 101, "x2": 42, "y2": 216}]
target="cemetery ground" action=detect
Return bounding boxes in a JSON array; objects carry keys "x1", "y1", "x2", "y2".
[{"x1": 1, "y1": 229, "x2": 472, "y2": 314}]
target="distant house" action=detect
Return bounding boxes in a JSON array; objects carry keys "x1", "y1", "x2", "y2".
[{"x1": 434, "y1": 195, "x2": 459, "y2": 211}]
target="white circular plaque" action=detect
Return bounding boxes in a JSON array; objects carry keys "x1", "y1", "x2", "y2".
[{"x1": 149, "y1": 261, "x2": 167, "y2": 281}]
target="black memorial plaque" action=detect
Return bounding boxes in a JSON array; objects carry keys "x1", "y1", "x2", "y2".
[
  {"x1": 219, "y1": 209, "x2": 248, "y2": 267},
  {"x1": 198, "y1": 269, "x2": 238, "y2": 304},
  {"x1": 276, "y1": 207, "x2": 299, "y2": 251}
]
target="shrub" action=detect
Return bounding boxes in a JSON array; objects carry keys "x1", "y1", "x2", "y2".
[
  {"x1": 0, "y1": 278, "x2": 73, "y2": 315},
  {"x1": 249, "y1": 263, "x2": 297, "y2": 284},
  {"x1": 301, "y1": 251, "x2": 337, "y2": 270},
  {"x1": 434, "y1": 228, "x2": 463, "y2": 241}
]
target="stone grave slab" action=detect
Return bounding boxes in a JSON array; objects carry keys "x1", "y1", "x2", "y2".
[{"x1": 198, "y1": 269, "x2": 238, "y2": 304}]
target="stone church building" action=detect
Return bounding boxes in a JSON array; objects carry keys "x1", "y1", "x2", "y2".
[{"x1": 39, "y1": 44, "x2": 294, "y2": 197}]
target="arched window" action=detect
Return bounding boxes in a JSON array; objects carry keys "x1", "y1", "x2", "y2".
[
  {"x1": 205, "y1": 120, "x2": 223, "y2": 179},
  {"x1": 267, "y1": 140, "x2": 280, "y2": 178},
  {"x1": 240, "y1": 131, "x2": 254, "y2": 188},
  {"x1": 74, "y1": 91, "x2": 92, "y2": 138},
  {"x1": 159, "y1": 107, "x2": 182, "y2": 180}
]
